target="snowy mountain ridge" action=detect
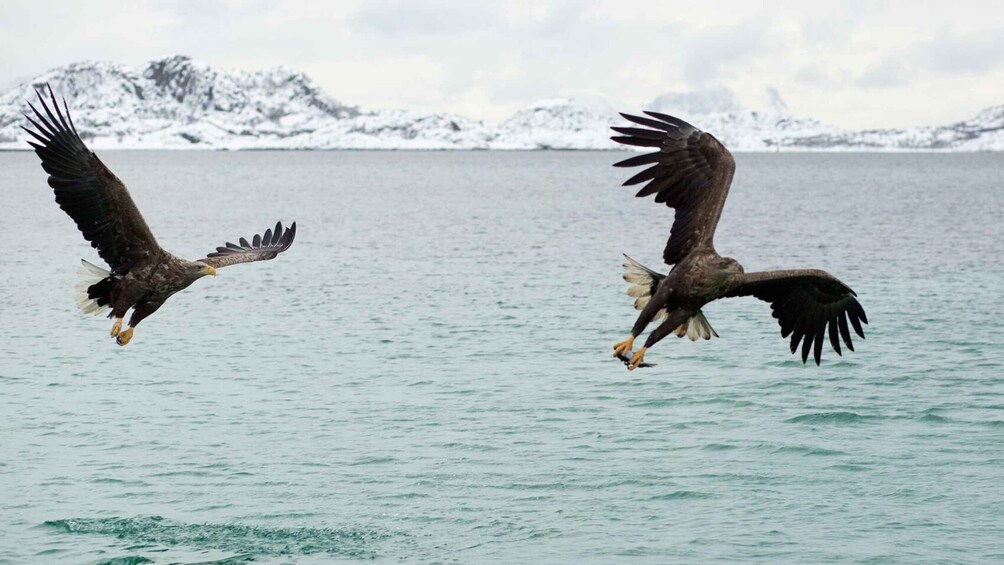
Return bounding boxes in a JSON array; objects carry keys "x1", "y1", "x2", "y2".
[{"x1": 2, "y1": 56, "x2": 1002, "y2": 151}]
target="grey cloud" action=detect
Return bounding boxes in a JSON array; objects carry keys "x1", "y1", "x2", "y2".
[
  {"x1": 531, "y1": 0, "x2": 592, "y2": 37},
  {"x1": 857, "y1": 59, "x2": 913, "y2": 88},
  {"x1": 799, "y1": 0, "x2": 882, "y2": 43},
  {"x1": 794, "y1": 66, "x2": 829, "y2": 86},
  {"x1": 923, "y1": 27, "x2": 1004, "y2": 74},
  {"x1": 349, "y1": 1, "x2": 505, "y2": 36},
  {"x1": 682, "y1": 19, "x2": 770, "y2": 84},
  {"x1": 349, "y1": 0, "x2": 598, "y2": 39},
  {"x1": 856, "y1": 26, "x2": 1004, "y2": 89}
]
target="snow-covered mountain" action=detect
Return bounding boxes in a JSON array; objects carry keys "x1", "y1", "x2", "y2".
[
  {"x1": 774, "y1": 104, "x2": 1004, "y2": 151},
  {"x1": 2, "y1": 56, "x2": 1002, "y2": 151},
  {"x1": 494, "y1": 96, "x2": 615, "y2": 149},
  {"x1": 0, "y1": 57, "x2": 354, "y2": 149}
]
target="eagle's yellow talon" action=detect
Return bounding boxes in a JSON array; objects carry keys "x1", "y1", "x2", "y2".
[
  {"x1": 613, "y1": 336, "x2": 635, "y2": 357},
  {"x1": 628, "y1": 347, "x2": 648, "y2": 371},
  {"x1": 110, "y1": 318, "x2": 123, "y2": 337},
  {"x1": 116, "y1": 327, "x2": 134, "y2": 346}
]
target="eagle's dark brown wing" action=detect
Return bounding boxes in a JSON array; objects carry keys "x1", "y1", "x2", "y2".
[
  {"x1": 202, "y1": 221, "x2": 296, "y2": 269},
  {"x1": 23, "y1": 86, "x2": 162, "y2": 273},
  {"x1": 612, "y1": 111, "x2": 736, "y2": 266},
  {"x1": 725, "y1": 269, "x2": 867, "y2": 365}
]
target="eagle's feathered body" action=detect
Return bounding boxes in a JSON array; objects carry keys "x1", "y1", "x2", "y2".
[
  {"x1": 94, "y1": 256, "x2": 202, "y2": 322},
  {"x1": 611, "y1": 111, "x2": 867, "y2": 370},
  {"x1": 24, "y1": 86, "x2": 297, "y2": 345}
]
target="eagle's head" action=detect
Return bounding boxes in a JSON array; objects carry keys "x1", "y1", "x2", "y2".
[
  {"x1": 190, "y1": 261, "x2": 218, "y2": 278},
  {"x1": 722, "y1": 257, "x2": 744, "y2": 274}
]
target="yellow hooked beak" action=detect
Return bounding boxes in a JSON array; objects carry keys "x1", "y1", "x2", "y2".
[{"x1": 206, "y1": 266, "x2": 217, "y2": 277}]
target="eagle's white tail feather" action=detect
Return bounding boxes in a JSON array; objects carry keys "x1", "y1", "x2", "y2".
[
  {"x1": 623, "y1": 256, "x2": 658, "y2": 304},
  {"x1": 623, "y1": 255, "x2": 668, "y2": 322},
  {"x1": 674, "y1": 310, "x2": 719, "y2": 341},
  {"x1": 75, "y1": 260, "x2": 111, "y2": 316}
]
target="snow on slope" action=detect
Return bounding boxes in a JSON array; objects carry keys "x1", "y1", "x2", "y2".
[
  {"x1": 494, "y1": 96, "x2": 616, "y2": 149},
  {"x1": 775, "y1": 104, "x2": 1004, "y2": 151},
  {"x1": 2, "y1": 56, "x2": 1003, "y2": 151},
  {"x1": 0, "y1": 56, "x2": 362, "y2": 149}
]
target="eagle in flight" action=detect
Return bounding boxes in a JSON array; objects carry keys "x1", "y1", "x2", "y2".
[
  {"x1": 23, "y1": 86, "x2": 296, "y2": 346},
  {"x1": 610, "y1": 111, "x2": 867, "y2": 370}
]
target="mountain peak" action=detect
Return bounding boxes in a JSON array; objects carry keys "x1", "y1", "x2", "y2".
[{"x1": 143, "y1": 55, "x2": 210, "y2": 106}]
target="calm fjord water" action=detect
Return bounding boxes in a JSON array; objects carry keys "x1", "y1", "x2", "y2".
[{"x1": 1, "y1": 151, "x2": 1002, "y2": 564}]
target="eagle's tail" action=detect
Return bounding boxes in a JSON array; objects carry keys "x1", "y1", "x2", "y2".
[
  {"x1": 623, "y1": 254, "x2": 666, "y2": 314},
  {"x1": 673, "y1": 310, "x2": 719, "y2": 341},
  {"x1": 75, "y1": 260, "x2": 116, "y2": 316},
  {"x1": 622, "y1": 254, "x2": 718, "y2": 340}
]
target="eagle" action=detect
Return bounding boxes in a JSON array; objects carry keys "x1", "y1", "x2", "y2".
[
  {"x1": 610, "y1": 111, "x2": 867, "y2": 370},
  {"x1": 23, "y1": 86, "x2": 297, "y2": 346}
]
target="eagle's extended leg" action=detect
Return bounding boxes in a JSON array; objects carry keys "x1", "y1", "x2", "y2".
[
  {"x1": 617, "y1": 280, "x2": 676, "y2": 362},
  {"x1": 110, "y1": 303, "x2": 132, "y2": 343},
  {"x1": 627, "y1": 310, "x2": 693, "y2": 371},
  {"x1": 116, "y1": 300, "x2": 165, "y2": 347}
]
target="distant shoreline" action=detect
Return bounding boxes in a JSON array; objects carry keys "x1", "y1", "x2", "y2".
[{"x1": 1, "y1": 147, "x2": 993, "y2": 153}]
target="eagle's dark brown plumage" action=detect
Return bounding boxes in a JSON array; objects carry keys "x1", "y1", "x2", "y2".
[
  {"x1": 611, "y1": 111, "x2": 867, "y2": 370},
  {"x1": 23, "y1": 85, "x2": 297, "y2": 346}
]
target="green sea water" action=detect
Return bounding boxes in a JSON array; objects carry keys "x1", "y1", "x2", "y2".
[{"x1": 1, "y1": 151, "x2": 1002, "y2": 563}]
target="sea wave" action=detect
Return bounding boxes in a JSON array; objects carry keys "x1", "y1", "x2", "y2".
[{"x1": 44, "y1": 516, "x2": 386, "y2": 559}]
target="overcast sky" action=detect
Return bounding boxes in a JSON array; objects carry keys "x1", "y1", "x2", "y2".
[{"x1": 1, "y1": 0, "x2": 1002, "y2": 128}]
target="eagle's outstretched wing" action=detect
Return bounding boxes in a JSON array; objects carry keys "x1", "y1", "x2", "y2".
[
  {"x1": 202, "y1": 221, "x2": 297, "y2": 269},
  {"x1": 23, "y1": 85, "x2": 162, "y2": 273},
  {"x1": 612, "y1": 112, "x2": 736, "y2": 266},
  {"x1": 725, "y1": 269, "x2": 867, "y2": 365}
]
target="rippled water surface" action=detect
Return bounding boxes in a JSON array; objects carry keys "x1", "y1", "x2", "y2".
[{"x1": 1, "y1": 151, "x2": 1002, "y2": 564}]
